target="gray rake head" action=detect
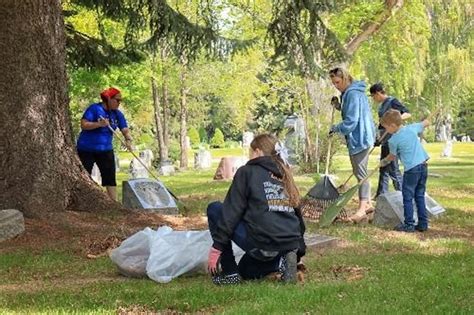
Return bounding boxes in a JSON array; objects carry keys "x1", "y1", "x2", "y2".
[{"x1": 307, "y1": 175, "x2": 340, "y2": 201}]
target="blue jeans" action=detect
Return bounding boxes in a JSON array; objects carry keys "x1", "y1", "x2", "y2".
[
  {"x1": 207, "y1": 202, "x2": 280, "y2": 279},
  {"x1": 376, "y1": 144, "x2": 403, "y2": 197},
  {"x1": 402, "y1": 163, "x2": 428, "y2": 227}
]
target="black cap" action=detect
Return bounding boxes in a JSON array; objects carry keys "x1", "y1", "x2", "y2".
[{"x1": 369, "y1": 83, "x2": 385, "y2": 95}]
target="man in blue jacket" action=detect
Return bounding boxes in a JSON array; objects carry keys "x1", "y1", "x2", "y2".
[
  {"x1": 329, "y1": 68, "x2": 376, "y2": 223},
  {"x1": 370, "y1": 83, "x2": 411, "y2": 199}
]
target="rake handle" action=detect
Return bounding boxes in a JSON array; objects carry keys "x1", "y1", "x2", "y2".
[{"x1": 325, "y1": 106, "x2": 336, "y2": 176}]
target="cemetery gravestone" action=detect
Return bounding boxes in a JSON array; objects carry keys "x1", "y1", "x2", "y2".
[
  {"x1": 441, "y1": 140, "x2": 453, "y2": 158},
  {"x1": 194, "y1": 149, "x2": 212, "y2": 169},
  {"x1": 122, "y1": 179, "x2": 178, "y2": 214},
  {"x1": 373, "y1": 191, "x2": 445, "y2": 227},
  {"x1": 129, "y1": 155, "x2": 149, "y2": 179},
  {"x1": 91, "y1": 163, "x2": 101, "y2": 184},
  {"x1": 0, "y1": 209, "x2": 25, "y2": 242},
  {"x1": 242, "y1": 132, "x2": 254, "y2": 148}
]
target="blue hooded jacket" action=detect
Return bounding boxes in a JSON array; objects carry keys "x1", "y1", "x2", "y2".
[{"x1": 334, "y1": 81, "x2": 376, "y2": 155}]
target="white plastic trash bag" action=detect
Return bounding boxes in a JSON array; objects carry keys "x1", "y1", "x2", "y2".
[
  {"x1": 146, "y1": 229, "x2": 213, "y2": 283},
  {"x1": 109, "y1": 227, "x2": 155, "y2": 278}
]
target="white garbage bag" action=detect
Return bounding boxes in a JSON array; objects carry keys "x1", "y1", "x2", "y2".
[
  {"x1": 111, "y1": 226, "x2": 245, "y2": 283},
  {"x1": 109, "y1": 226, "x2": 172, "y2": 278},
  {"x1": 146, "y1": 229, "x2": 213, "y2": 283}
]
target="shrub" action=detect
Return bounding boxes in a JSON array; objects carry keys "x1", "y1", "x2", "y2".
[
  {"x1": 198, "y1": 127, "x2": 208, "y2": 143},
  {"x1": 188, "y1": 127, "x2": 200, "y2": 148},
  {"x1": 210, "y1": 128, "x2": 225, "y2": 148}
]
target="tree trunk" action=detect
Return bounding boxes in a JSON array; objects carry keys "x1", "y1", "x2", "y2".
[
  {"x1": 161, "y1": 48, "x2": 170, "y2": 149},
  {"x1": 0, "y1": 1, "x2": 122, "y2": 217},
  {"x1": 179, "y1": 58, "x2": 189, "y2": 170},
  {"x1": 151, "y1": 75, "x2": 167, "y2": 162}
]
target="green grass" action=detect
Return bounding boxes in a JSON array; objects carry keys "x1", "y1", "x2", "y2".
[{"x1": 1, "y1": 143, "x2": 473, "y2": 314}]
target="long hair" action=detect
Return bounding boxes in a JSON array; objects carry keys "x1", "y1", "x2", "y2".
[
  {"x1": 329, "y1": 67, "x2": 353, "y2": 86},
  {"x1": 250, "y1": 134, "x2": 301, "y2": 208}
]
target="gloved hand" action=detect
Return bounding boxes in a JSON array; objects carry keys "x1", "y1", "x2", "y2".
[
  {"x1": 329, "y1": 125, "x2": 338, "y2": 136},
  {"x1": 330, "y1": 96, "x2": 341, "y2": 111},
  {"x1": 374, "y1": 139, "x2": 381, "y2": 147},
  {"x1": 207, "y1": 246, "x2": 222, "y2": 275},
  {"x1": 125, "y1": 138, "x2": 133, "y2": 152}
]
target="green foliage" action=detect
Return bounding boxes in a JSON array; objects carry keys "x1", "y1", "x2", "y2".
[
  {"x1": 210, "y1": 128, "x2": 225, "y2": 148},
  {"x1": 188, "y1": 127, "x2": 200, "y2": 147},
  {"x1": 198, "y1": 126, "x2": 208, "y2": 143}
]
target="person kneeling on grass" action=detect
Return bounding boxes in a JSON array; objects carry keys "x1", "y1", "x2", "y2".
[
  {"x1": 207, "y1": 134, "x2": 306, "y2": 285},
  {"x1": 380, "y1": 109, "x2": 430, "y2": 233}
]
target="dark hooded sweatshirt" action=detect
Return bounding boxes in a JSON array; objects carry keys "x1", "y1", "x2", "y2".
[{"x1": 212, "y1": 156, "x2": 305, "y2": 253}]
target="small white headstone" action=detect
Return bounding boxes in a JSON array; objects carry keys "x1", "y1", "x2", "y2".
[
  {"x1": 91, "y1": 163, "x2": 101, "y2": 184},
  {"x1": 194, "y1": 149, "x2": 212, "y2": 169},
  {"x1": 242, "y1": 132, "x2": 254, "y2": 148},
  {"x1": 467, "y1": 136, "x2": 472, "y2": 142},
  {"x1": 461, "y1": 136, "x2": 467, "y2": 142},
  {"x1": 130, "y1": 158, "x2": 149, "y2": 179},
  {"x1": 440, "y1": 140, "x2": 453, "y2": 158},
  {"x1": 186, "y1": 136, "x2": 191, "y2": 149}
]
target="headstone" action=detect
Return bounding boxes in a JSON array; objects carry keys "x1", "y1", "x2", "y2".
[
  {"x1": 452, "y1": 136, "x2": 458, "y2": 142},
  {"x1": 461, "y1": 136, "x2": 467, "y2": 142},
  {"x1": 0, "y1": 209, "x2": 25, "y2": 242},
  {"x1": 129, "y1": 156, "x2": 149, "y2": 179},
  {"x1": 213, "y1": 157, "x2": 247, "y2": 180},
  {"x1": 467, "y1": 136, "x2": 472, "y2": 142},
  {"x1": 373, "y1": 191, "x2": 445, "y2": 227},
  {"x1": 242, "y1": 132, "x2": 254, "y2": 148},
  {"x1": 304, "y1": 233, "x2": 338, "y2": 250},
  {"x1": 91, "y1": 163, "x2": 101, "y2": 184},
  {"x1": 159, "y1": 160, "x2": 175, "y2": 176},
  {"x1": 194, "y1": 149, "x2": 212, "y2": 169},
  {"x1": 142, "y1": 149, "x2": 154, "y2": 168},
  {"x1": 283, "y1": 114, "x2": 306, "y2": 165},
  {"x1": 115, "y1": 155, "x2": 120, "y2": 171},
  {"x1": 122, "y1": 179, "x2": 178, "y2": 214},
  {"x1": 440, "y1": 140, "x2": 453, "y2": 158}
]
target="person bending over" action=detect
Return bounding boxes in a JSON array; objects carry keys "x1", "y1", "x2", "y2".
[{"x1": 381, "y1": 109, "x2": 430, "y2": 233}]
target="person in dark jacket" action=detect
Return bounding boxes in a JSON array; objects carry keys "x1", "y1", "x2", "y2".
[
  {"x1": 369, "y1": 83, "x2": 411, "y2": 198},
  {"x1": 207, "y1": 134, "x2": 306, "y2": 285},
  {"x1": 329, "y1": 67, "x2": 376, "y2": 223}
]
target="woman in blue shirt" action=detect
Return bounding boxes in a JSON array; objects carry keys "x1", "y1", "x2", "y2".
[
  {"x1": 329, "y1": 68, "x2": 376, "y2": 223},
  {"x1": 76, "y1": 87, "x2": 132, "y2": 201}
]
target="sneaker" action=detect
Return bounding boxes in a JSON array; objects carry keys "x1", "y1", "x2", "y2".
[
  {"x1": 394, "y1": 223, "x2": 415, "y2": 233},
  {"x1": 212, "y1": 273, "x2": 241, "y2": 285},
  {"x1": 415, "y1": 224, "x2": 428, "y2": 232},
  {"x1": 279, "y1": 250, "x2": 297, "y2": 283}
]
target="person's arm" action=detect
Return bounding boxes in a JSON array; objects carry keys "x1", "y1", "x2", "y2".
[
  {"x1": 401, "y1": 112, "x2": 411, "y2": 120},
  {"x1": 212, "y1": 168, "x2": 249, "y2": 250},
  {"x1": 391, "y1": 98, "x2": 411, "y2": 120},
  {"x1": 80, "y1": 118, "x2": 109, "y2": 130},
  {"x1": 334, "y1": 92, "x2": 360, "y2": 135}
]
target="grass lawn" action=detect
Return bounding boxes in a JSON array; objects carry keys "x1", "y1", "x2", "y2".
[{"x1": 1, "y1": 143, "x2": 473, "y2": 314}]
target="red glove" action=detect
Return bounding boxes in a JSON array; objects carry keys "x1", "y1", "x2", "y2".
[{"x1": 207, "y1": 246, "x2": 222, "y2": 275}]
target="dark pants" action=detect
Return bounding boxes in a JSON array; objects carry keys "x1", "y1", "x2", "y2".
[
  {"x1": 207, "y1": 202, "x2": 280, "y2": 280},
  {"x1": 376, "y1": 144, "x2": 403, "y2": 197},
  {"x1": 77, "y1": 150, "x2": 116, "y2": 186},
  {"x1": 402, "y1": 163, "x2": 428, "y2": 227}
]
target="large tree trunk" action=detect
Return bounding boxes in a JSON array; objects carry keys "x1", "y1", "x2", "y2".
[
  {"x1": 179, "y1": 57, "x2": 189, "y2": 170},
  {"x1": 0, "y1": 1, "x2": 122, "y2": 217}
]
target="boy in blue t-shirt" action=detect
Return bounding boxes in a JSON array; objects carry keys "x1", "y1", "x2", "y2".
[{"x1": 380, "y1": 109, "x2": 430, "y2": 232}]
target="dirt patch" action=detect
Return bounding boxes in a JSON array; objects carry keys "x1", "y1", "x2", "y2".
[
  {"x1": 0, "y1": 210, "x2": 208, "y2": 257},
  {"x1": 331, "y1": 265, "x2": 369, "y2": 281}
]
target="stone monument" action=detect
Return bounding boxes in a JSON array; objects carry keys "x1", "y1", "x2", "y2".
[
  {"x1": 373, "y1": 191, "x2": 445, "y2": 227},
  {"x1": 122, "y1": 179, "x2": 178, "y2": 214}
]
